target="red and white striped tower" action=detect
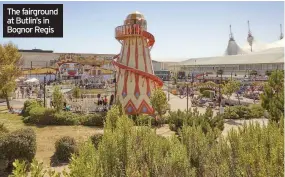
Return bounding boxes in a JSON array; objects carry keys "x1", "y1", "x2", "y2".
[{"x1": 113, "y1": 11, "x2": 163, "y2": 115}]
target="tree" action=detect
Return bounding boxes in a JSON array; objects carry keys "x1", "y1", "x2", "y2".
[
  {"x1": 172, "y1": 75, "x2": 177, "y2": 85},
  {"x1": 216, "y1": 69, "x2": 223, "y2": 76},
  {"x1": 52, "y1": 86, "x2": 64, "y2": 112},
  {"x1": 72, "y1": 86, "x2": 81, "y2": 99},
  {"x1": 150, "y1": 88, "x2": 168, "y2": 118},
  {"x1": 249, "y1": 70, "x2": 258, "y2": 79},
  {"x1": 222, "y1": 80, "x2": 240, "y2": 106},
  {"x1": 261, "y1": 70, "x2": 284, "y2": 122},
  {"x1": 0, "y1": 43, "x2": 22, "y2": 110},
  {"x1": 265, "y1": 70, "x2": 272, "y2": 76}
]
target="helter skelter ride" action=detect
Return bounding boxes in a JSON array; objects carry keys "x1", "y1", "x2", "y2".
[{"x1": 112, "y1": 11, "x2": 163, "y2": 115}]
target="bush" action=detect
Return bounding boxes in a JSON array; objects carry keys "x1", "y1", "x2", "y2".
[
  {"x1": 23, "y1": 106, "x2": 81, "y2": 125},
  {"x1": 135, "y1": 114, "x2": 155, "y2": 126},
  {"x1": 54, "y1": 136, "x2": 77, "y2": 163},
  {"x1": 90, "y1": 134, "x2": 103, "y2": 148},
  {"x1": 25, "y1": 107, "x2": 56, "y2": 125},
  {"x1": 168, "y1": 109, "x2": 186, "y2": 131},
  {"x1": 53, "y1": 111, "x2": 81, "y2": 125},
  {"x1": 21, "y1": 99, "x2": 41, "y2": 117},
  {"x1": 168, "y1": 108, "x2": 224, "y2": 134},
  {"x1": 80, "y1": 113, "x2": 106, "y2": 126},
  {"x1": 250, "y1": 104, "x2": 264, "y2": 118},
  {"x1": 223, "y1": 105, "x2": 264, "y2": 119},
  {"x1": 11, "y1": 117, "x2": 284, "y2": 177},
  {"x1": 202, "y1": 90, "x2": 211, "y2": 98},
  {"x1": 0, "y1": 128, "x2": 36, "y2": 173}
]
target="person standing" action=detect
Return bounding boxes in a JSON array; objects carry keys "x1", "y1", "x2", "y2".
[
  {"x1": 109, "y1": 94, "x2": 114, "y2": 110},
  {"x1": 103, "y1": 96, "x2": 108, "y2": 111}
]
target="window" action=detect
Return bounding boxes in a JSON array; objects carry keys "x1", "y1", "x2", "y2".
[{"x1": 239, "y1": 65, "x2": 245, "y2": 70}]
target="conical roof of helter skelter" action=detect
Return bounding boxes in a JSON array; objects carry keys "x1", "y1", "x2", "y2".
[{"x1": 224, "y1": 25, "x2": 248, "y2": 56}]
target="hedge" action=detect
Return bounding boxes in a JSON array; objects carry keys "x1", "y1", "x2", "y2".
[
  {"x1": 23, "y1": 106, "x2": 106, "y2": 126},
  {"x1": 167, "y1": 108, "x2": 224, "y2": 134},
  {"x1": 223, "y1": 105, "x2": 265, "y2": 119},
  {"x1": 0, "y1": 128, "x2": 36, "y2": 173}
]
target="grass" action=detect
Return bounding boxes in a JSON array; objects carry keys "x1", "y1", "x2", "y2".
[
  {"x1": 0, "y1": 106, "x2": 8, "y2": 112},
  {"x1": 81, "y1": 89, "x2": 108, "y2": 95},
  {"x1": 0, "y1": 113, "x2": 103, "y2": 166}
]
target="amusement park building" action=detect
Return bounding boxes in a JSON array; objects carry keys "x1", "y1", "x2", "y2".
[
  {"x1": 19, "y1": 49, "x2": 116, "y2": 80},
  {"x1": 19, "y1": 49, "x2": 115, "y2": 69}
]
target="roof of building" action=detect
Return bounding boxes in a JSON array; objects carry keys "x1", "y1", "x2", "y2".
[
  {"x1": 20, "y1": 52, "x2": 116, "y2": 68},
  {"x1": 178, "y1": 47, "x2": 284, "y2": 66}
]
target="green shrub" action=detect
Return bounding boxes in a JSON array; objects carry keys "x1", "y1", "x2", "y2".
[
  {"x1": 135, "y1": 114, "x2": 155, "y2": 126},
  {"x1": 168, "y1": 108, "x2": 224, "y2": 135},
  {"x1": 21, "y1": 99, "x2": 41, "y2": 117},
  {"x1": 202, "y1": 90, "x2": 211, "y2": 98},
  {"x1": 223, "y1": 107, "x2": 240, "y2": 119},
  {"x1": 53, "y1": 111, "x2": 81, "y2": 125},
  {"x1": 223, "y1": 105, "x2": 250, "y2": 119},
  {"x1": 0, "y1": 128, "x2": 36, "y2": 173},
  {"x1": 90, "y1": 134, "x2": 103, "y2": 148},
  {"x1": 80, "y1": 113, "x2": 105, "y2": 126},
  {"x1": 11, "y1": 116, "x2": 284, "y2": 177},
  {"x1": 235, "y1": 105, "x2": 251, "y2": 119},
  {"x1": 155, "y1": 115, "x2": 168, "y2": 126},
  {"x1": 26, "y1": 106, "x2": 46, "y2": 124},
  {"x1": 250, "y1": 104, "x2": 264, "y2": 118},
  {"x1": 168, "y1": 109, "x2": 186, "y2": 130},
  {"x1": 223, "y1": 105, "x2": 263, "y2": 119},
  {"x1": 54, "y1": 136, "x2": 77, "y2": 163},
  {"x1": 26, "y1": 107, "x2": 56, "y2": 125}
]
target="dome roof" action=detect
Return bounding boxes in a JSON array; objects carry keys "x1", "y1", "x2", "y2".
[{"x1": 126, "y1": 11, "x2": 145, "y2": 21}]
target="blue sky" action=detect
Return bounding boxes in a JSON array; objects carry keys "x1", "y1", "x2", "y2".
[{"x1": 0, "y1": 1, "x2": 284, "y2": 61}]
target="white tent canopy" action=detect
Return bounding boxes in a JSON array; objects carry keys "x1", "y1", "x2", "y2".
[
  {"x1": 24, "y1": 78, "x2": 39, "y2": 84},
  {"x1": 241, "y1": 39, "x2": 268, "y2": 53}
]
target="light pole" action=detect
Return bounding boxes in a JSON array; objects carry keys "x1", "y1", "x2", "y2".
[
  {"x1": 113, "y1": 70, "x2": 117, "y2": 102},
  {"x1": 168, "y1": 73, "x2": 170, "y2": 101},
  {"x1": 186, "y1": 83, "x2": 189, "y2": 113},
  {"x1": 217, "y1": 69, "x2": 223, "y2": 111},
  {"x1": 44, "y1": 76, "x2": 46, "y2": 107},
  {"x1": 30, "y1": 61, "x2": 33, "y2": 78}
]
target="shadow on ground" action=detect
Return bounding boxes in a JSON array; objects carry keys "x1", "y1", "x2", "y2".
[{"x1": 224, "y1": 119, "x2": 243, "y2": 126}]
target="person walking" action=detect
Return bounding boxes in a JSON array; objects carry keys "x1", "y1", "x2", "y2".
[{"x1": 103, "y1": 96, "x2": 108, "y2": 111}]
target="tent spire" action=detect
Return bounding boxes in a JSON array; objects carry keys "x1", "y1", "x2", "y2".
[
  {"x1": 229, "y1": 25, "x2": 234, "y2": 41},
  {"x1": 247, "y1": 20, "x2": 252, "y2": 35},
  {"x1": 280, "y1": 24, "x2": 283, "y2": 40},
  {"x1": 247, "y1": 20, "x2": 254, "y2": 52}
]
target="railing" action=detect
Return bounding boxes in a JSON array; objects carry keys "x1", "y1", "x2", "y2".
[
  {"x1": 115, "y1": 24, "x2": 145, "y2": 39},
  {"x1": 115, "y1": 24, "x2": 155, "y2": 47}
]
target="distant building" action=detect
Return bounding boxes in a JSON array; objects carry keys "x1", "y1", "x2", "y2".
[
  {"x1": 169, "y1": 24, "x2": 284, "y2": 82},
  {"x1": 19, "y1": 49, "x2": 116, "y2": 69}
]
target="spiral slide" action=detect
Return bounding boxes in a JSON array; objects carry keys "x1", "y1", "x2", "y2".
[{"x1": 112, "y1": 28, "x2": 163, "y2": 88}]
